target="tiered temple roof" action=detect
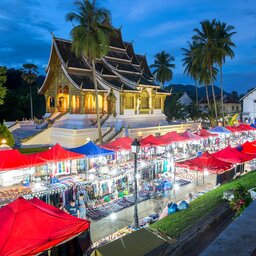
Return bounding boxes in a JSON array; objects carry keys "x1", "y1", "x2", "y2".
[{"x1": 39, "y1": 27, "x2": 167, "y2": 95}]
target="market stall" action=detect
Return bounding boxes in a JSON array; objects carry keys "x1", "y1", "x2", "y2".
[
  {"x1": 0, "y1": 197, "x2": 90, "y2": 256},
  {"x1": 29, "y1": 143, "x2": 84, "y2": 177},
  {"x1": 175, "y1": 151, "x2": 234, "y2": 185}
]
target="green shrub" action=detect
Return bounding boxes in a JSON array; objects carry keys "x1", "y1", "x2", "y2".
[{"x1": 230, "y1": 184, "x2": 252, "y2": 217}]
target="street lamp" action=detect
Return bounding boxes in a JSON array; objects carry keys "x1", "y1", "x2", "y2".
[{"x1": 131, "y1": 138, "x2": 140, "y2": 229}]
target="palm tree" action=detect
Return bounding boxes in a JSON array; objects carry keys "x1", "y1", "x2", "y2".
[
  {"x1": 66, "y1": 0, "x2": 113, "y2": 144},
  {"x1": 21, "y1": 64, "x2": 38, "y2": 120},
  {"x1": 198, "y1": 64, "x2": 218, "y2": 119},
  {"x1": 216, "y1": 21, "x2": 236, "y2": 125},
  {"x1": 181, "y1": 41, "x2": 200, "y2": 111},
  {"x1": 193, "y1": 19, "x2": 221, "y2": 120},
  {"x1": 150, "y1": 51, "x2": 175, "y2": 86}
]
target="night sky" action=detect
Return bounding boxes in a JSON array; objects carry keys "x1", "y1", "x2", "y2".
[{"x1": 0, "y1": 0, "x2": 256, "y2": 93}]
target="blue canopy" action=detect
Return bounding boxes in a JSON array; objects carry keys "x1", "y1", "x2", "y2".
[
  {"x1": 251, "y1": 123, "x2": 256, "y2": 128},
  {"x1": 209, "y1": 126, "x2": 231, "y2": 134},
  {"x1": 69, "y1": 141, "x2": 115, "y2": 158}
]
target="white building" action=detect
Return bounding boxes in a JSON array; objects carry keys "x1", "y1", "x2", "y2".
[
  {"x1": 240, "y1": 88, "x2": 256, "y2": 122},
  {"x1": 177, "y1": 92, "x2": 193, "y2": 106}
]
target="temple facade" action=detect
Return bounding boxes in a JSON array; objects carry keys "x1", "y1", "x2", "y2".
[{"x1": 39, "y1": 28, "x2": 169, "y2": 117}]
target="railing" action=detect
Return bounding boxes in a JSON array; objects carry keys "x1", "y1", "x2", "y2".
[
  {"x1": 105, "y1": 127, "x2": 124, "y2": 143},
  {"x1": 94, "y1": 125, "x2": 114, "y2": 144}
]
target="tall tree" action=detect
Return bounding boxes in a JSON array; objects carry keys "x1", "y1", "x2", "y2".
[
  {"x1": 66, "y1": 0, "x2": 113, "y2": 144},
  {"x1": 21, "y1": 64, "x2": 38, "y2": 120},
  {"x1": 193, "y1": 19, "x2": 221, "y2": 120},
  {"x1": 150, "y1": 51, "x2": 175, "y2": 86},
  {"x1": 0, "y1": 66, "x2": 7, "y2": 106},
  {"x1": 181, "y1": 41, "x2": 200, "y2": 111},
  {"x1": 0, "y1": 123, "x2": 15, "y2": 147},
  {"x1": 215, "y1": 21, "x2": 236, "y2": 125}
]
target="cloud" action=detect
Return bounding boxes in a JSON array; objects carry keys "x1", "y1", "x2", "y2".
[{"x1": 141, "y1": 20, "x2": 197, "y2": 37}]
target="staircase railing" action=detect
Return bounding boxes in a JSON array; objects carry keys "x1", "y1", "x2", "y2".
[
  {"x1": 94, "y1": 125, "x2": 114, "y2": 144},
  {"x1": 105, "y1": 127, "x2": 124, "y2": 143}
]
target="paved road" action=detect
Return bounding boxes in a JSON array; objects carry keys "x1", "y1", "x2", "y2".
[{"x1": 90, "y1": 181, "x2": 213, "y2": 242}]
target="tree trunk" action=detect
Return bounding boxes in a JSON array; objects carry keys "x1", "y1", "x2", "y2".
[
  {"x1": 209, "y1": 64, "x2": 218, "y2": 120},
  {"x1": 92, "y1": 59, "x2": 103, "y2": 144},
  {"x1": 195, "y1": 80, "x2": 198, "y2": 112},
  {"x1": 205, "y1": 85, "x2": 210, "y2": 112},
  {"x1": 29, "y1": 83, "x2": 33, "y2": 120},
  {"x1": 220, "y1": 63, "x2": 225, "y2": 126}
]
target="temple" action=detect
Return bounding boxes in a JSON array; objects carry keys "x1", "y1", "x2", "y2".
[{"x1": 39, "y1": 28, "x2": 169, "y2": 118}]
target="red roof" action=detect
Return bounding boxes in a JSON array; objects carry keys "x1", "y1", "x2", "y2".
[
  {"x1": 176, "y1": 151, "x2": 233, "y2": 174},
  {"x1": 139, "y1": 135, "x2": 164, "y2": 147},
  {"x1": 180, "y1": 130, "x2": 202, "y2": 141},
  {"x1": 29, "y1": 143, "x2": 84, "y2": 163},
  {"x1": 158, "y1": 131, "x2": 188, "y2": 145},
  {"x1": 212, "y1": 146, "x2": 255, "y2": 164},
  {"x1": 102, "y1": 137, "x2": 133, "y2": 151},
  {"x1": 226, "y1": 126, "x2": 241, "y2": 133},
  {"x1": 241, "y1": 141, "x2": 256, "y2": 155},
  {"x1": 194, "y1": 129, "x2": 218, "y2": 138},
  {"x1": 0, "y1": 149, "x2": 30, "y2": 171},
  {"x1": 0, "y1": 197, "x2": 90, "y2": 256}
]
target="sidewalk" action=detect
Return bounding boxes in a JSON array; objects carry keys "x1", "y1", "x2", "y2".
[{"x1": 90, "y1": 181, "x2": 213, "y2": 242}]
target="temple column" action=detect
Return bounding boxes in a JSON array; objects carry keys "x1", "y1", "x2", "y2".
[
  {"x1": 69, "y1": 93, "x2": 72, "y2": 113},
  {"x1": 81, "y1": 94, "x2": 85, "y2": 114}
]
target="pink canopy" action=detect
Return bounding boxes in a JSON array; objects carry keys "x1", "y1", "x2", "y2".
[
  {"x1": 212, "y1": 145, "x2": 255, "y2": 164},
  {"x1": 139, "y1": 135, "x2": 164, "y2": 147},
  {"x1": 158, "y1": 131, "x2": 189, "y2": 145},
  {"x1": 180, "y1": 130, "x2": 202, "y2": 141},
  {"x1": 194, "y1": 129, "x2": 218, "y2": 138},
  {"x1": 176, "y1": 151, "x2": 234, "y2": 174},
  {"x1": 102, "y1": 137, "x2": 133, "y2": 151},
  {"x1": 0, "y1": 197, "x2": 90, "y2": 256}
]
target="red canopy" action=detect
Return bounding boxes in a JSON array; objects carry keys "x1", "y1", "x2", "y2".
[
  {"x1": 241, "y1": 141, "x2": 256, "y2": 155},
  {"x1": 176, "y1": 151, "x2": 233, "y2": 174},
  {"x1": 194, "y1": 129, "x2": 218, "y2": 138},
  {"x1": 0, "y1": 149, "x2": 30, "y2": 171},
  {"x1": 102, "y1": 137, "x2": 133, "y2": 151},
  {"x1": 0, "y1": 197, "x2": 90, "y2": 256},
  {"x1": 225, "y1": 126, "x2": 241, "y2": 133},
  {"x1": 212, "y1": 145, "x2": 255, "y2": 164},
  {"x1": 238, "y1": 124, "x2": 256, "y2": 131},
  {"x1": 180, "y1": 130, "x2": 202, "y2": 141},
  {"x1": 139, "y1": 135, "x2": 164, "y2": 147},
  {"x1": 29, "y1": 143, "x2": 84, "y2": 163},
  {"x1": 158, "y1": 131, "x2": 188, "y2": 145}
]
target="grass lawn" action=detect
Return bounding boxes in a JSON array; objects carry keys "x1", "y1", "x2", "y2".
[
  {"x1": 18, "y1": 147, "x2": 49, "y2": 154},
  {"x1": 151, "y1": 171, "x2": 256, "y2": 238}
]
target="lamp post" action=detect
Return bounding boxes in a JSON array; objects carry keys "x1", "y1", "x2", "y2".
[{"x1": 131, "y1": 138, "x2": 140, "y2": 229}]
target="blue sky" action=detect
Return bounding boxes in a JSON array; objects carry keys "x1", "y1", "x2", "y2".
[{"x1": 0, "y1": 0, "x2": 256, "y2": 93}]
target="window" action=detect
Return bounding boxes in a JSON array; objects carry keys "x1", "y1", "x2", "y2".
[
  {"x1": 125, "y1": 96, "x2": 134, "y2": 109},
  {"x1": 232, "y1": 106, "x2": 234, "y2": 111},
  {"x1": 204, "y1": 106, "x2": 207, "y2": 110},
  {"x1": 49, "y1": 97, "x2": 55, "y2": 108},
  {"x1": 155, "y1": 98, "x2": 161, "y2": 109},
  {"x1": 236, "y1": 106, "x2": 239, "y2": 111}
]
